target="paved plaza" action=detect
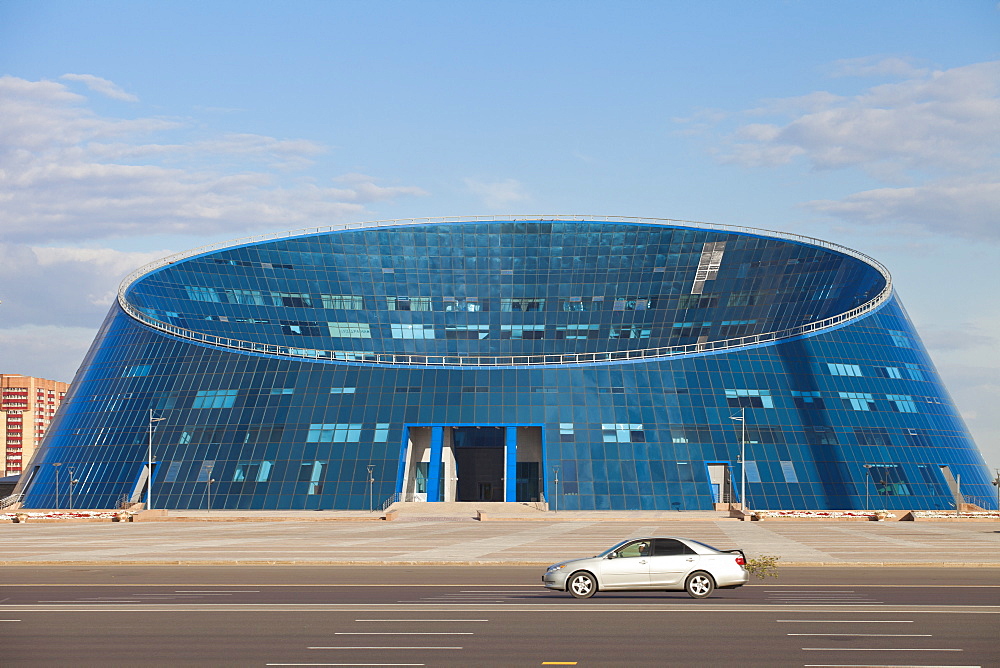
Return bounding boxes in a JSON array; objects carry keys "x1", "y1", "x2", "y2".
[{"x1": 2, "y1": 507, "x2": 998, "y2": 566}]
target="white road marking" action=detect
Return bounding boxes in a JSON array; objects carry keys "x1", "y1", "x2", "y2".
[
  {"x1": 778, "y1": 620, "x2": 915, "y2": 623},
  {"x1": 788, "y1": 633, "x2": 932, "y2": 637},
  {"x1": 0, "y1": 619, "x2": 21, "y2": 622},
  {"x1": 308, "y1": 646, "x2": 462, "y2": 650},
  {"x1": 804, "y1": 665, "x2": 980, "y2": 667},
  {"x1": 334, "y1": 632, "x2": 473, "y2": 635},
  {"x1": 397, "y1": 600, "x2": 505, "y2": 603},
  {"x1": 267, "y1": 664, "x2": 425, "y2": 666},
  {"x1": 802, "y1": 648, "x2": 963, "y2": 652},
  {"x1": 175, "y1": 590, "x2": 259, "y2": 593},
  {"x1": 355, "y1": 619, "x2": 488, "y2": 622},
  {"x1": 459, "y1": 590, "x2": 548, "y2": 593}
]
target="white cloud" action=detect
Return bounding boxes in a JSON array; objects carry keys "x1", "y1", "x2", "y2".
[
  {"x1": 0, "y1": 76, "x2": 427, "y2": 243},
  {"x1": 0, "y1": 325, "x2": 97, "y2": 383},
  {"x1": 60, "y1": 73, "x2": 139, "y2": 102},
  {"x1": 804, "y1": 178, "x2": 1000, "y2": 241},
  {"x1": 723, "y1": 60, "x2": 1000, "y2": 174},
  {"x1": 332, "y1": 173, "x2": 429, "y2": 202},
  {"x1": 464, "y1": 178, "x2": 530, "y2": 208},
  {"x1": 0, "y1": 244, "x2": 169, "y2": 326},
  {"x1": 827, "y1": 56, "x2": 929, "y2": 80},
  {"x1": 708, "y1": 60, "x2": 1000, "y2": 242}
]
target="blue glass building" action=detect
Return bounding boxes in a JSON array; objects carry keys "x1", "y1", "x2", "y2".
[{"x1": 17, "y1": 217, "x2": 996, "y2": 511}]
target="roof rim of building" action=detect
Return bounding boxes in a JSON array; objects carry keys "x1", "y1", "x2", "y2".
[{"x1": 116, "y1": 215, "x2": 893, "y2": 367}]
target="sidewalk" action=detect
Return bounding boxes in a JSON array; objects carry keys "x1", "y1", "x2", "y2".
[{"x1": 1, "y1": 505, "x2": 998, "y2": 566}]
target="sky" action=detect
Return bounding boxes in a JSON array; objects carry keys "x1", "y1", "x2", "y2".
[{"x1": 0, "y1": 1, "x2": 998, "y2": 470}]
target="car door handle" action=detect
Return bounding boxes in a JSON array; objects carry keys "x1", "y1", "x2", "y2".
[
  {"x1": 686, "y1": 558, "x2": 695, "y2": 561},
  {"x1": 639, "y1": 559, "x2": 647, "y2": 564}
]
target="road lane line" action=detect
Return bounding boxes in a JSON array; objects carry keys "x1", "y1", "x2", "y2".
[
  {"x1": 777, "y1": 620, "x2": 915, "y2": 623},
  {"x1": 355, "y1": 620, "x2": 488, "y2": 622},
  {"x1": 397, "y1": 600, "x2": 505, "y2": 603},
  {"x1": 785, "y1": 632, "x2": 932, "y2": 638},
  {"x1": 334, "y1": 633, "x2": 473, "y2": 635},
  {"x1": 804, "y1": 664, "x2": 981, "y2": 667},
  {"x1": 802, "y1": 648, "x2": 963, "y2": 652},
  {"x1": 308, "y1": 646, "x2": 462, "y2": 650},
  {"x1": 267, "y1": 664, "x2": 425, "y2": 666}
]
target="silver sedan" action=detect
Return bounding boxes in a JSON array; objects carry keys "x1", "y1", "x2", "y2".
[{"x1": 543, "y1": 536, "x2": 749, "y2": 599}]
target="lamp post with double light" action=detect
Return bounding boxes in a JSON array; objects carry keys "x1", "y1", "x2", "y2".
[
  {"x1": 552, "y1": 466, "x2": 560, "y2": 513},
  {"x1": 147, "y1": 410, "x2": 166, "y2": 510},
  {"x1": 992, "y1": 469, "x2": 999, "y2": 510},
  {"x1": 863, "y1": 464, "x2": 873, "y2": 512},
  {"x1": 52, "y1": 462, "x2": 62, "y2": 508},
  {"x1": 367, "y1": 464, "x2": 375, "y2": 512},
  {"x1": 68, "y1": 466, "x2": 78, "y2": 510},
  {"x1": 729, "y1": 408, "x2": 748, "y2": 512}
]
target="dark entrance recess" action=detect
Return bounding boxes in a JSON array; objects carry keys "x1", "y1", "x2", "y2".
[{"x1": 453, "y1": 427, "x2": 505, "y2": 502}]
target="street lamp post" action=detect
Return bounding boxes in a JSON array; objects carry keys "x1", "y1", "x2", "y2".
[
  {"x1": 367, "y1": 464, "x2": 375, "y2": 512},
  {"x1": 207, "y1": 478, "x2": 215, "y2": 512},
  {"x1": 729, "y1": 408, "x2": 748, "y2": 512},
  {"x1": 68, "y1": 466, "x2": 77, "y2": 510},
  {"x1": 147, "y1": 410, "x2": 166, "y2": 510},
  {"x1": 52, "y1": 462, "x2": 62, "y2": 508},
  {"x1": 552, "y1": 466, "x2": 560, "y2": 513},
  {"x1": 863, "y1": 464, "x2": 873, "y2": 512},
  {"x1": 874, "y1": 468, "x2": 887, "y2": 511}
]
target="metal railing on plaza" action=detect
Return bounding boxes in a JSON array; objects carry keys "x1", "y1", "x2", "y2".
[{"x1": 117, "y1": 215, "x2": 893, "y2": 368}]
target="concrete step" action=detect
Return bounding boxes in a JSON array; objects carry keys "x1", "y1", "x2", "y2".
[{"x1": 383, "y1": 501, "x2": 740, "y2": 521}]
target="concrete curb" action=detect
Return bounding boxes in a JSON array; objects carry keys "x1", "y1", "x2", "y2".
[{"x1": 1, "y1": 560, "x2": 998, "y2": 567}]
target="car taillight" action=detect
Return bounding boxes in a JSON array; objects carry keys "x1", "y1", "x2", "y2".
[{"x1": 735, "y1": 555, "x2": 745, "y2": 566}]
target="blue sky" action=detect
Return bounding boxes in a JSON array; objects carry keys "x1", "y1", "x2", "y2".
[{"x1": 1, "y1": 1, "x2": 998, "y2": 469}]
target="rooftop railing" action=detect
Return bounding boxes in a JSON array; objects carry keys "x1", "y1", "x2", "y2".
[{"x1": 117, "y1": 215, "x2": 893, "y2": 367}]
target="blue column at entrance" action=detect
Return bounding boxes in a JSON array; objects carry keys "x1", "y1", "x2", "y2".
[
  {"x1": 505, "y1": 426, "x2": 517, "y2": 501},
  {"x1": 426, "y1": 426, "x2": 444, "y2": 502}
]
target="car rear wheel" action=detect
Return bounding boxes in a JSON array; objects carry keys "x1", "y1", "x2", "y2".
[
  {"x1": 684, "y1": 571, "x2": 715, "y2": 599},
  {"x1": 567, "y1": 572, "x2": 597, "y2": 599}
]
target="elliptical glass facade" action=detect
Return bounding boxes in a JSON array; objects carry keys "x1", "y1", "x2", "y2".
[{"x1": 18, "y1": 218, "x2": 996, "y2": 511}]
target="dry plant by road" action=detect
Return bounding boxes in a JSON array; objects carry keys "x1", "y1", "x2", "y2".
[{"x1": 745, "y1": 554, "x2": 780, "y2": 579}]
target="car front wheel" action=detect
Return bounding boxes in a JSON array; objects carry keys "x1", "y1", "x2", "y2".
[
  {"x1": 567, "y1": 572, "x2": 597, "y2": 599},
  {"x1": 684, "y1": 571, "x2": 715, "y2": 599}
]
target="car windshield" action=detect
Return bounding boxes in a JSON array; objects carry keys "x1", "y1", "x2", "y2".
[{"x1": 597, "y1": 540, "x2": 632, "y2": 557}]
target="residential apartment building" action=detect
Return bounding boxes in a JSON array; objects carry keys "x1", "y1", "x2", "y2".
[{"x1": 1, "y1": 374, "x2": 69, "y2": 478}]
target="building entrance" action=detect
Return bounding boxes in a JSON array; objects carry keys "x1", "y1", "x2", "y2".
[
  {"x1": 453, "y1": 427, "x2": 504, "y2": 502},
  {"x1": 399, "y1": 424, "x2": 543, "y2": 503},
  {"x1": 706, "y1": 462, "x2": 734, "y2": 504}
]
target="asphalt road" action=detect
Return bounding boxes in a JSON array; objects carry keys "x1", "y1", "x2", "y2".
[{"x1": 2, "y1": 566, "x2": 998, "y2": 667}]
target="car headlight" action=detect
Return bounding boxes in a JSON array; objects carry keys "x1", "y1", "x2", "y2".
[{"x1": 546, "y1": 564, "x2": 566, "y2": 573}]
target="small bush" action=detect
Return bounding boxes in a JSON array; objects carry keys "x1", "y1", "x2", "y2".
[{"x1": 745, "y1": 554, "x2": 780, "y2": 579}]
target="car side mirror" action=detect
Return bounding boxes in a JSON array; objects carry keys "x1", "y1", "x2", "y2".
[{"x1": 607, "y1": 552, "x2": 616, "y2": 560}]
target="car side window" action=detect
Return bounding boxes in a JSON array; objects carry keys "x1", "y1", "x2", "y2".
[
  {"x1": 653, "y1": 539, "x2": 692, "y2": 556},
  {"x1": 615, "y1": 541, "x2": 649, "y2": 558}
]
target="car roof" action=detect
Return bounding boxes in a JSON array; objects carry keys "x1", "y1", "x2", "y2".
[{"x1": 624, "y1": 537, "x2": 723, "y2": 550}]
